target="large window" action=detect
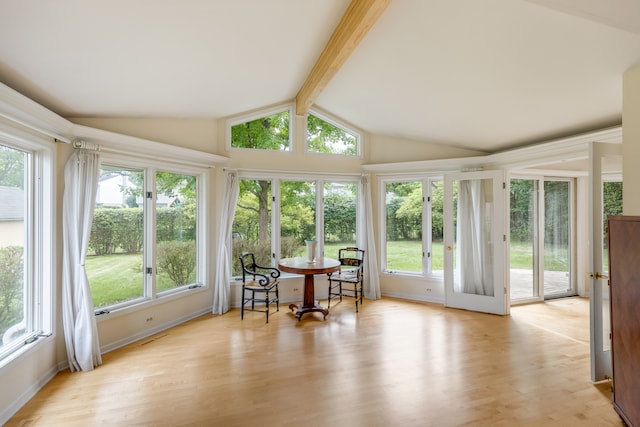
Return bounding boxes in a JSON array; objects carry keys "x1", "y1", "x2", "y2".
[
  {"x1": 383, "y1": 177, "x2": 443, "y2": 276},
  {"x1": 232, "y1": 176, "x2": 359, "y2": 275},
  {"x1": 0, "y1": 140, "x2": 53, "y2": 363},
  {"x1": 86, "y1": 161, "x2": 204, "y2": 312}
]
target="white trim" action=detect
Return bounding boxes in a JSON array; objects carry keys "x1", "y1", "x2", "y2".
[
  {"x1": 0, "y1": 349, "x2": 58, "y2": 425},
  {"x1": 0, "y1": 82, "x2": 73, "y2": 143},
  {"x1": 72, "y1": 124, "x2": 228, "y2": 168},
  {"x1": 98, "y1": 306, "x2": 211, "y2": 355},
  {"x1": 363, "y1": 126, "x2": 622, "y2": 173},
  {"x1": 236, "y1": 168, "x2": 360, "y2": 181},
  {"x1": 381, "y1": 291, "x2": 443, "y2": 305}
]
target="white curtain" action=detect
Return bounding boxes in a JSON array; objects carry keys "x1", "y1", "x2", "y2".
[
  {"x1": 359, "y1": 175, "x2": 381, "y2": 300},
  {"x1": 61, "y1": 148, "x2": 102, "y2": 372},
  {"x1": 455, "y1": 179, "x2": 493, "y2": 296},
  {"x1": 213, "y1": 170, "x2": 239, "y2": 314}
]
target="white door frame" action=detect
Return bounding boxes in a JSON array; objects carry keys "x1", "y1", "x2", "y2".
[
  {"x1": 589, "y1": 141, "x2": 622, "y2": 382},
  {"x1": 444, "y1": 170, "x2": 509, "y2": 315}
]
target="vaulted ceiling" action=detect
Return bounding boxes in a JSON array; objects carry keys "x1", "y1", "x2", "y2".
[{"x1": 1, "y1": 0, "x2": 639, "y2": 152}]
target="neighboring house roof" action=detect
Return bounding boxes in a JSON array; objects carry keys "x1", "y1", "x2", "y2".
[{"x1": 0, "y1": 186, "x2": 24, "y2": 220}]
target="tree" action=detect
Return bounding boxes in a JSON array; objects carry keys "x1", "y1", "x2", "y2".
[
  {"x1": 231, "y1": 111, "x2": 290, "y2": 150},
  {"x1": 431, "y1": 181, "x2": 445, "y2": 241},
  {"x1": 0, "y1": 146, "x2": 25, "y2": 189},
  {"x1": 510, "y1": 179, "x2": 535, "y2": 242},
  {"x1": 230, "y1": 112, "x2": 360, "y2": 267},
  {"x1": 324, "y1": 191, "x2": 356, "y2": 242},
  {"x1": 307, "y1": 114, "x2": 356, "y2": 155},
  {"x1": 396, "y1": 187, "x2": 422, "y2": 240},
  {"x1": 237, "y1": 180, "x2": 271, "y2": 242},
  {"x1": 0, "y1": 246, "x2": 23, "y2": 338}
]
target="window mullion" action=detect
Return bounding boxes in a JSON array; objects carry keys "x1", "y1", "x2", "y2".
[
  {"x1": 272, "y1": 179, "x2": 280, "y2": 266},
  {"x1": 145, "y1": 168, "x2": 157, "y2": 299},
  {"x1": 316, "y1": 179, "x2": 324, "y2": 257}
]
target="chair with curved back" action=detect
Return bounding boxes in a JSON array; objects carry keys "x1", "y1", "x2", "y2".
[
  {"x1": 327, "y1": 247, "x2": 365, "y2": 312},
  {"x1": 239, "y1": 252, "x2": 280, "y2": 323}
]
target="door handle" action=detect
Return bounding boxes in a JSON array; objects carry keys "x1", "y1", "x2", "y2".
[{"x1": 596, "y1": 272, "x2": 608, "y2": 280}]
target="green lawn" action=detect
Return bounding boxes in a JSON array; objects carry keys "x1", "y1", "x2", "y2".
[
  {"x1": 87, "y1": 240, "x2": 569, "y2": 308},
  {"x1": 86, "y1": 253, "x2": 179, "y2": 308}
]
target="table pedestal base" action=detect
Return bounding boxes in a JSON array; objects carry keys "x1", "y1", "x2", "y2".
[{"x1": 289, "y1": 302, "x2": 329, "y2": 321}]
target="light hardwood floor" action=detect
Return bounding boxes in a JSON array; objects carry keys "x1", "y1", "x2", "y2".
[{"x1": 6, "y1": 297, "x2": 624, "y2": 427}]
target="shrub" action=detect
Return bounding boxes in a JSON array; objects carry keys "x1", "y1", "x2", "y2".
[
  {"x1": 156, "y1": 241, "x2": 196, "y2": 286},
  {"x1": 0, "y1": 246, "x2": 24, "y2": 338}
]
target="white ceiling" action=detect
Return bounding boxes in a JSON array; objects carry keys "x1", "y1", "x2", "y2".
[{"x1": 0, "y1": 0, "x2": 639, "y2": 153}]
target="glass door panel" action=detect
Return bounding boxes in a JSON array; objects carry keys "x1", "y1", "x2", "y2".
[
  {"x1": 543, "y1": 180, "x2": 572, "y2": 298},
  {"x1": 509, "y1": 179, "x2": 539, "y2": 300},
  {"x1": 600, "y1": 163, "x2": 622, "y2": 353},
  {"x1": 444, "y1": 170, "x2": 508, "y2": 315},
  {"x1": 590, "y1": 141, "x2": 621, "y2": 382}
]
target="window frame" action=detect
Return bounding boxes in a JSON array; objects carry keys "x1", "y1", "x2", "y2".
[
  {"x1": 0, "y1": 127, "x2": 54, "y2": 366},
  {"x1": 380, "y1": 175, "x2": 443, "y2": 278},
  {"x1": 90, "y1": 152, "x2": 209, "y2": 315}
]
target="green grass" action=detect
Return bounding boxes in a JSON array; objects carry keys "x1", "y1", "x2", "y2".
[
  {"x1": 384, "y1": 240, "x2": 569, "y2": 272},
  {"x1": 87, "y1": 240, "x2": 571, "y2": 308},
  {"x1": 86, "y1": 253, "x2": 179, "y2": 308}
]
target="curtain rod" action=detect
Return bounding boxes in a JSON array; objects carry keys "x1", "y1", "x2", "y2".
[{"x1": 72, "y1": 139, "x2": 100, "y2": 151}]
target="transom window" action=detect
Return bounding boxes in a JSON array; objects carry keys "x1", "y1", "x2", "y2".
[
  {"x1": 229, "y1": 108, "x2": 291, "y2": 151},
  {"x1": 306, "y1": 112, "x2": 359, "y2": 156},
  {"x1": 227, "y1": 105, "x2": 361, "y2": 156}
]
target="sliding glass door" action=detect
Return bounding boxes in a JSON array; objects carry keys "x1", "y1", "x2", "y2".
[
  {"x1": 509, "y1": 179, "x2": 539, "y2": 299},
  {"x1": 509, "y1": 177, "x2": 574, "y2": 302},
  {"x1": 543, "y1": 180, "x2": 572, "y2": 298}
]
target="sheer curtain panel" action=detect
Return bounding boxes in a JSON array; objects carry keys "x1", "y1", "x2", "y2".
[
  {"x1": 62, "y1": 148, "x2": 103, "y2": 372},
  {"x1": 213, "y1": 170, "x2": 239, "y2": 314},
  {"x1": 359, "y1": 175, "x2": 381, "y2": 300},
  {"x1": 456, "y1": 179, "x2": 493, "y2": 296}
]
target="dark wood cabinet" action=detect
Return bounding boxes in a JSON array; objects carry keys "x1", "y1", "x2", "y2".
[{"x1": 608, "y1": 216, "x2": 640, "y2": 427}]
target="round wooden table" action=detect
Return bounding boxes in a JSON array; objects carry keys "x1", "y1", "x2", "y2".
[{"x1": 278, "y1": 257, "x2": 341, "y2": 320}]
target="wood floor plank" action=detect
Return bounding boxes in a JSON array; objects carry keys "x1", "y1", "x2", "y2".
[{"x1": 6, "y1": 297, "x2": 624, "y2": 426}]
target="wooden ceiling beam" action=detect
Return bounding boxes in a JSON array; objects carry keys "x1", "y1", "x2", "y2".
[{"x1": 295, "y1": 0, "x2": 391, "y2": 116}]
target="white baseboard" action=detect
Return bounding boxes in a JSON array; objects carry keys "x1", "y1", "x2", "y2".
[
  {"x1": 0, "y1": 364, "x2": 58, "y2": 425},
  {"x1": 100, "y1": 307, "x2": 212, "y2": 355}
]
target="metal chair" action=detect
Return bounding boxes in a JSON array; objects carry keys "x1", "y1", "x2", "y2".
[
  {"x1": 327, "y1": 247, "x2": 365, "y2": 312},
  {"x1": 239, "y1": 252, "x2": 280, "y2": 323}
]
